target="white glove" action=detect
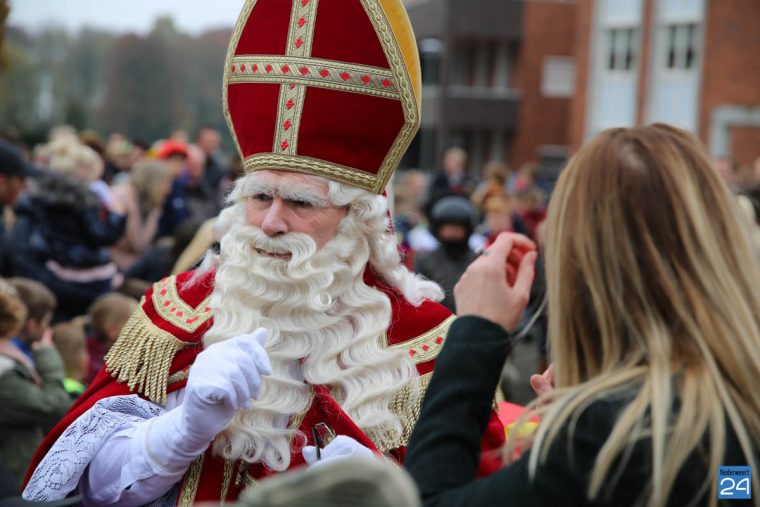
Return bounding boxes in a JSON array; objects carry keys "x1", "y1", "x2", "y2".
[
  {"x1": 302, "y1": 435, "x2": 376, "y2": 469},
  {"x1": 142, "y1": 328, "x2": 272, "y2": 475}
]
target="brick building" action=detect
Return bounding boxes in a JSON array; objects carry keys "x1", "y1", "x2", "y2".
[
  {"x1": 404, "y1": 0, "x2": 577, "y2": 177},
  {"x1": 405, "y1": 0, "x2": 760, "y2": 179},
  {"x1": 571, "y1": 0, "x2": 760, "y2": 168}
]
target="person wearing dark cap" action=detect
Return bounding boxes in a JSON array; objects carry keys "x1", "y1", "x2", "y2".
[
  {"x1": 0, "y1": 140, "x2": 33, "y2": 277},
  {"x1": 414, "y1": 196, "x2": 479, "y2": 312}
]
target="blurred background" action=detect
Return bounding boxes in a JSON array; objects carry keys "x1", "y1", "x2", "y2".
[{"x1": 1, "y1": 0, "x2": 245, "y2": 149}]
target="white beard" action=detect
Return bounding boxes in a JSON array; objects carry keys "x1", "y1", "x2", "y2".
[{"x1": 203, "y1": 212, "x2": 417, "y2": 471}]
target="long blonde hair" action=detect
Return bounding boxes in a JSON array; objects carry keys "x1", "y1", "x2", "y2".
[
  {"x1": 129, "y1": 159, "x2": 172, "y2": 213},
  {"x1": 524, "y1": 124, "x2": 760, "y2": 506}
]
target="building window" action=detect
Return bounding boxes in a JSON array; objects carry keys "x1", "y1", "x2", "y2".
[
  {"x1": 665, "y1": 23, "x2": 698, "y2": 70},
  {"x1": 419, "y1": 38, "x2": 443, "y2": 86},
  {"x1": 451, "y1": 40, "x2": 512, "y2": 90},
  {"x1": 541, "y1": 56, "x2": 576, "y2": 98},
  {"x1": 605, "y1": 27, "x2": 637, "y2": 71},
  {"x1": 493, "y1": 42, "x2": 511, "y2": 90},
  {"x1": 451, "y1": 41, "x2": 477, "y2": 87}
]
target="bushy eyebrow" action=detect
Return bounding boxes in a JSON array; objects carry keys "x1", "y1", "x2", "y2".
[{"x1": 247, "y1": 180, "x2": 330, "y2": 208}]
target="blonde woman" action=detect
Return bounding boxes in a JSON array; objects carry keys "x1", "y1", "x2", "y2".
[
  {"x1": 405, "y1": 124, "x2": 760, "y2": 507},
  {"x1": 110, "y1": 159, "x2": 172, "y2": 270}
]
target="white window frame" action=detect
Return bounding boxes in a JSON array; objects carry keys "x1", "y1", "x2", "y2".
[{"x1": 645, "y1": 0, "x2": 705, "y2": 129}]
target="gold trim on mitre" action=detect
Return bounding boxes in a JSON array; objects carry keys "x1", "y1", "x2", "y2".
[
  {"x1": 243, "y1": 153, "x2": 377, "y2": 189},
  {"x1": 360, "y1": 0, "x2": 420, "y2": 193},
  {"x1": 222, "y1": 0, "x2": 257, "y2": 162},
  {"x1": 376, "y1": 0, "x2": 421, "y2": 110},
  {"x1": 105, "y1": 304, "x2": 195, "y2": 404}
]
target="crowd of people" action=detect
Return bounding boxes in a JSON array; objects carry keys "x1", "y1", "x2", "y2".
[
  {"x1": 1, "y1": 0, "x2": 759, "y2": 505},
  {"x1": 0, "y1": 125, "x2": 240, "y2": 486}
]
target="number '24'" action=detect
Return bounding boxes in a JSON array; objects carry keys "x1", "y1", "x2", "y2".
[{"x1": 720, "y1": 477, "x2": 751, "y2": 496}]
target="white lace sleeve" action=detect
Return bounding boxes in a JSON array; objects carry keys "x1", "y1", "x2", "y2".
[{"x1": 23, "y1": 395, "x2": 163, "y2": 502}]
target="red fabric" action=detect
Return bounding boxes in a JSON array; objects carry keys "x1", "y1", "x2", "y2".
[
  {"x1": 310, "y1": 0, "x2": 390, "y2": 68},
  {"x1": 25, "y1": 268, "x2": 505, "y2": 501},
  {"x1": 297, "y1": 87, "x2": 405, "y2": 175},
  {"x1": 228, "y1": 83, "x2": 281, "y2": 158},
  {"x1": 224, "y1": 0, "x2": 414, "y2": 191},
  {"x1": 479, "y1": 411, "x2": 508, "y2": 476},
  {"x1": 234, "y1": 0, "x2": 290, "y2": 56}
]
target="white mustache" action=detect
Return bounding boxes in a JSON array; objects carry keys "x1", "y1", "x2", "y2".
[{"x1": 227, "y1": 225, "x2": 318, "y2": 262}]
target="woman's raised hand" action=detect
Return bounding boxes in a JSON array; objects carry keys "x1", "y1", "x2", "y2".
[{"x1": 454, "y1": 232, "x2": 537, "y2": 331}]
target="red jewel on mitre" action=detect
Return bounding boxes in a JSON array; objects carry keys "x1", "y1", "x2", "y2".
[{"x1": 223, "y1": 0, "x2": 422, "y2": 194}]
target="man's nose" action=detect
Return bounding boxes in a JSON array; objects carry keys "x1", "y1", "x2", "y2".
[{"x1": 260, "y1": 198, "x2": 289, "y2": 237}]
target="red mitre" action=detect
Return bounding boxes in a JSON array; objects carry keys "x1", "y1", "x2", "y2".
[{"x1": 223, "y1": 0, "x2": 422, "y2": 194}]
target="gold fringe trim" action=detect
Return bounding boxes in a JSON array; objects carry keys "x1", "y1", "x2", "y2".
[
  {"x1": 235, "y1": 461, "x2": 250, "y2": 488},
  {"x1": 220, "y1": 459, "x2": 236, "y2": 504},
  {"x1": 177, "y1": 454, "x2": 205, "y2": 507},
  {"x1": 244, "y1": 473, "x2": 259, "y2": 491},
  {"x1": 105, "y1": 306, "x2": 194, "y2": 404},
  {"x1": 167, "y1": 368, "x2": 190, "y2": 386},
  {"x1": 368, "y1": 371, "x2": 432, "y2": 452}
]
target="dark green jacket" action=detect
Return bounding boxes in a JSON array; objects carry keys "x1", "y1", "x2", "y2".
[
  {"x1": 405, "y1": 316, "x2": 756, "y2": 506},
  {"x1": 0, "y1": 345, "x2": 72, "y2": 487}
]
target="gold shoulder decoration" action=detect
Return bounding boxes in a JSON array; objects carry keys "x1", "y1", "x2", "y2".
[
  {"x1": 151, "y1": 276, "x2": 213, "y2": 333},
  {"x1": 105, "y1": 304, "x2": 196, "y2": 404},
  {"x1": 388, "y1": 315, "x2": 456, "y2": 364}
]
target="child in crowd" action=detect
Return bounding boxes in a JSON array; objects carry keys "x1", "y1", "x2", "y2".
[
  {"x1": 52, "y1": 322, "x2": 89, "y2": 399},
  {"x1": 0, "y1": 279, "x2": 70, "y2": 487},
  {"x1": 84, "y1": 293, "x2": 137, "y2": 384},
  {"x1": 7, "y1": 278, "x2": 57, "y2": 355}
]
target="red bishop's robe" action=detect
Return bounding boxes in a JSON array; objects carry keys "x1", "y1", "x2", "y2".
[{"x1": 26, "y1": 268, "x2": 505, "y2": 505}]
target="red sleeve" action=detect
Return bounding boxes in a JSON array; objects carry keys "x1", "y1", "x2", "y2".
[{"x1": 477, "y1": 410, "x2": 506, "y2": 476}]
